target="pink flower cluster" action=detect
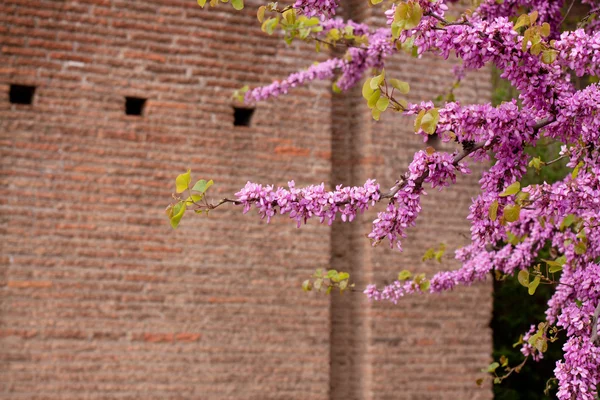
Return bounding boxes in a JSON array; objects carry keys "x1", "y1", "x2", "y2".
[
  {"x1": 235, "y1": 179, "x2": 380, "y2": 226},
  {"x1": 367, "y1": 150, "x2": 470, "y2": 250},
  {"x1": 245, "y1": 58, "x2": 343, "y2": 102},
  {"x1": 293, "y1": 0, "x2": 339, "y2": 18}
]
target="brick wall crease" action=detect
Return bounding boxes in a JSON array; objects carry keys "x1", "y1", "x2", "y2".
[{"x1": 1, "y1": 1, "x2": 492, "y2": 399}]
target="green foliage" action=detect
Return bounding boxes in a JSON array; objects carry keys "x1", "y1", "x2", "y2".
[
  {"x1": 422, "y1": 243, "x2": 446, "y2": 262},
  {"x1": 512, "y1": 11, "x2": 557, "y2": 65},
  {"x1": 414, "y1": 108, "x2": 439, "y2": 135},
  {"x1": 398, "y1": 270, "x2": 412, "y2": 281},
  {"x1": 489, "y1": 200, "x2": 499, "y2": 221},
  {"x1": 362, "y1": 71, "x2": 410, "y2": 120},
  {"x1": 233, "y1": 85, "x2": 249, "y2": 102},
  {"x1": 500, "y1": 181, "x2": 521, "y2": 197},
  {"x1": 197, "y1": 0, "x2": 243, "y2": 12},
  {"x1": 167, "y1": 171, "x2": 214, "y2": 229},
  {"x1": 503, "y1": 204, "x2": 521, "y2": 223},
  {"x1": 391, "y1": 2, "x2": 423, "y2": 39},
  {"x1": 302, "y1": 268, "x2": 354, "y2": 294}
]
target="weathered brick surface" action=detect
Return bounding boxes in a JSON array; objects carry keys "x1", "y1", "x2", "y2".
[{"x1": 1, "y1": 1, "x2": 492, "y2": 399}]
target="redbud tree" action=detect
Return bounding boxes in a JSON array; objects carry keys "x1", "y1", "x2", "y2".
[{"x1": 166, "y1": 0, "x2": 600, "y2": 398}]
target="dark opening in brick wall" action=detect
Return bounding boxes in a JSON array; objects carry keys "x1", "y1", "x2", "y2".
[
  {"x1": 125, "y1": 97, "x2": 146, "y2": 116},
  {"x1": 233, "y1": 107, "x2": 255, "y2": 127},
  {"x1": 9, "y1": 84, "x2": 36, "y2": 105}
]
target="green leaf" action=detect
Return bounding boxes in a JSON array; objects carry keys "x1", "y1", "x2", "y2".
[
  {"x1": 198, "y1": 0, "x2": 207, "y2": 7},
  {"x1": 419, "y1": 279, "x2": 430, "y2": 292},
  {"x1": 414, "y1": 273, "x2": 426, "y2": 284},
  {"x1": 575, "y1": 299, "x2": 583, "y2": 308},
  {"x1": 513, "y1": 334, "x2": 524, "y2": 348},
  {"x1": 370, "y1": 71, "x2": 385, "y2": 90},
  {"x1": 405, "y1": 3, "x2": 423, "y2": 30},
  {"x1": 282, "y1": 8, "x2": 295, "y2": 24},
  {"x1": 489, "y1": 200, "x2": 499, "y2": 221},
  {"x1": 513, "y1": 14, "x2": 530, "y2": 30},
  {"x1": 530, "y1": 42, "x2": 542, "y2": 56},
  {"x1": 515, "y1": 191, "x2": 530, "y2": 205},
  {"x1": 420, "y1": 109, "x2": 439, "y2": 135},
  {"x1": 192, "y1": 179, "x2": 214, "y2": 194},
  {"x1": 571, "y1": 161, "x2": 583, "y2": 179},
  {"x1": 376, "y1": 97, "x2": 389, "y2": 112},
  {"x1": 422, "y1": 248, "x2": 435, "y2": 261},
  {"x1": 314, "y1": 278, "x2": 323, "y2": 290},
  {"x1": 231, "y1": 0, "x2": 243, "y2": 10},
  {"x1": 500, "y1": 181, "x2": 520, "y2": 197},
  {"x1": 503, "y1": 204, "x2": 521, "y2": 222},
  {"x1": 391, "y1": 22, "x2": 402, "y2": 39},
  {"x1": 362, "y1": 78, "x2": 374, "y2": 99},
  {"x1": 528, "y1": 157, "x2": 543, "y2": 173},
  {"x1": 517, "y1": 269, "x2": 529, "y2": 287},
  {"x1": 543, "y1": 256, "x2": 566, "y2": 274},
  {"x1": 540, "y1": 22, "x2": 550, "y2": 37},
  {"x1": 371, "y1": 108, "x2": 381, "y2": 121},
  {"x1": 302, "y1": 279, "x2": 312, "y2": 292},
  {"x1": 262, "y1": 17, "x2": 279, "y2": 35},
  {"x1": 367, "y1": 89, "x2": 381, "y2": 109},
  {"x1": 534, "y1": 337, "x2": 547, "y2": 353},
  {"x1": 529, "y1": 11, "x2": 538, "y2": 25},
  {"x1": 548, "y1": 264, "x2": 563, "y2": 274},
  {"x1": 337, "y1": 272, "x2": 350, "y2": 281},
  {"x1": 175, "y1": 170, "x2": 192, "y2": 193},
  {"x1": 414, "y1": 109, "x2": 426, "y2": 132},
  {"x1": 389, "y1": 79, "x2": 410, "y2": 94},
  {"x1": 574, "y1": 241, "x2": 587, "y2": 255},
  {"x1": 541, "y1": 49, "x2": 557, "y2": 64},
  {"x1": 507, "y1": 231, "x2": 520, "y2": 246},
  {"x1": 257, "y1": 5, "x2": 266, "y2": 22},
  {"x1": 398, "y1": 270, "x2": 412, "y2": 281},
  {"x1": 395, "y1": 98, "x2": 408, "y2": 110},
  {"x1": 185, "y1": 194, "x2": 203, "y2": 205},
  {"x1": 560, "y1": 214, "x2": 576, "y2": 231},
  {"x1": 170, "y1": 202, "x2": 186, "y2": 229},
  {"x1": 487, "y1": 362, "x2": 500, "y2": 373},
  {"x1": 528, "y1": 276, "x2": 540, "y2": 295}
]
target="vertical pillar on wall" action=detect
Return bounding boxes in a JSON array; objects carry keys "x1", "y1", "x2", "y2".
[
  {"x1": 328, "y1": 0, "x2": 376, "y2": 395},
  {"x1": 329, "y1": 84, "x2": 373, "y2": 400}
]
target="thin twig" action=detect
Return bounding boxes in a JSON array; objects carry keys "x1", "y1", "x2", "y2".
[
  {"x1": 544, "y1": 154, "x2": 569, "y2": 166},
  {"x1": 559, "y1": 0, "x2": 577, "y2": 27}
]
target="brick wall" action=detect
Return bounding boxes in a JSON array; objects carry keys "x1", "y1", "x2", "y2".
[{"x1": 1, "y1": 1, "x2": 492, "y2": 399}]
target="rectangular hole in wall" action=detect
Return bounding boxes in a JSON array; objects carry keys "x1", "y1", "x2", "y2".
[
  {"x1": 233, "y1": 107, "x2": 255, "y2": 127},
  {"x1": 9, "y1": 84, "x2": 36, "y2": 105},
  {"x1": 125, "y1": 97, "x2": 147, "y2": 116}
]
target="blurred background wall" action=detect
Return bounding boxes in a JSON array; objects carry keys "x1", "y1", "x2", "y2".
[{"x1": 1, "y1": 0, "x2": 492, "y2": 399}]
